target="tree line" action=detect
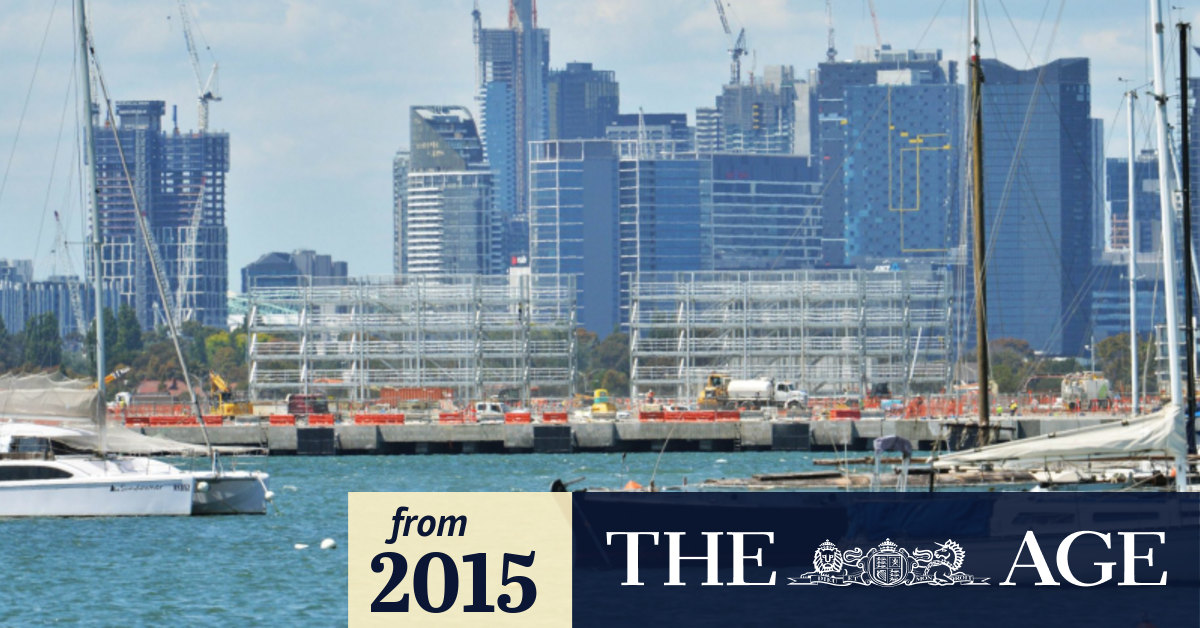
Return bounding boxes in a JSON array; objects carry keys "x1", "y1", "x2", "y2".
[{"x1": 0, "y1": 304, "x2": 249, "y2": 395}]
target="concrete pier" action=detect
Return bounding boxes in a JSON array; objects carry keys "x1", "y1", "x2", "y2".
[{"x1": 137, "y1": 415, "x2": 1127, "y2": 456}]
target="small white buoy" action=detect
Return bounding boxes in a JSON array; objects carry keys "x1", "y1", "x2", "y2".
[
  {"x1": 715, "y1": 458, "x2": 727, "y2": 464},
  {"x1": 320, "y1": 538, "x2": 337, "y2": 550},
  {"x1": 264, "y1": 490, "x2": 276, "y2": 501},
  {"x1": 294, "y1": 543, "x2": 309, "y2": 550},
  {"x1": 196, "y1": 481, "x2": 209, "y2": 493},
  {"x1": 282, "y1": 485, "x2": 298, "y2": 492}
]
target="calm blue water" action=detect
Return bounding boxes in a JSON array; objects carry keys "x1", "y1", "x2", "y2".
[{"x1": 0, "y1": 451, "x2": 823, "y2": 626}]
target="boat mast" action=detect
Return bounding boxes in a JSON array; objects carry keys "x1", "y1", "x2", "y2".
[
  {"x1": 1127, "y1": 89, "x2": 1139, "y2": 418},
  {"x1": 969, "y1": 0, "x2": 990, "y2": 442},
  {"x1": 1150, "y1": 0, "x2": 1188, "y2": 489},
  {"x1": 1151, "y1": 0, "x2": 1182, "y2": 406},
  {"x1": 1178, "y1": 21, "x2": 1197, "y2": 454},
  {"x1": 76, "y1": 0, "x2": 107, "y2": 456}
]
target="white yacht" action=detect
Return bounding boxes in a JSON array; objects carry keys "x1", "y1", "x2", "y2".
[{"x1": 0, "y1": 378, "x2": 269, "y2": 517}]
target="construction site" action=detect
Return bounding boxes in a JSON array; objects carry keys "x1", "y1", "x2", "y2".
[
  {"x1": 627, "y1": 268, "x2": 953, "y2": 401},
  {"x1": 245, "y1": 274, "x2": 577, "y2": 404}
]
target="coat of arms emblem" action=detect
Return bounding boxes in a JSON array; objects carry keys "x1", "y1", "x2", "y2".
[{"x1": 790, "y1": 538, "x2": 988, "y2": 586}]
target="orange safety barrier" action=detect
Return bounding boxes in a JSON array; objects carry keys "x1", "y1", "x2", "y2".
[
  {"x1": 124, "y1": 416, "x2": 150, "y2": 427},
  {"x1": 682, "y1": 411, "x2": 716, "y2": 422},
  {"x1": 663, "y1": 411, "x2": 684, "y2": 421},
  {"x1": 715, "y1": 410, "x2": 741, "y2": 422},
  {"x1": 354, "y1": 413, "x2": 406, "y2": 425},
  {"x1": 122, "y1": 404, "x2": 189, "y2": 418},
  {"x1": 829, "y1": 408, "x2": 861, "y2": 421},
  {"x1": 308, "y1": 413, "x2": 335, "y2": 426},
  {"x1": 202, "y1": 416, "x2": 223, "y2": 426},
  {"x1": 439, "y1": 412, "x2": 465, "y2": 424},
  {"x1": 269, "y1": 414, "x2": 296, "y2": 426},
  {"x1": 639, "y1": 411, "x2": 664, "y2": 422},
  {"x1": 147, "y1": 415, "x2": 198, "y2": 427},
  {"x1": 541, "y1": 412, "x2": 568, "y2": 423},
  {"x1": 504, "y1": 412, "x2": 532, "y2": 424}
]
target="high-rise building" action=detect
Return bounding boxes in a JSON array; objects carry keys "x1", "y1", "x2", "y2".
[
  {"x1": 392, "y1": 151, "x2": 410, "y2": 275},
  {"x1": 618, "y1": 148, "x2": 707, "y2": 323},
  {"x1": 475, "y1": 0, "x2": 549, "y2": 259},
  {"x1": 606, "y1": 113, "x2": 692, "y2": 151},
  {"x1": 694, "y1": 107, "x2": 721, "y2": 154},
  {"x1": 241, "y1": 249, "x2": 348, "y2": 292},
  {"x1": 402, "y1": 106, "x2": 500, "y2": 276},
  {"x1": 708, "y1": 65, "x2": 799, "y2": 155},
  {"x1": 0, "y1": 272, "x2": 91, "y2": 338},
  {"x1": 816, "y1": 47, "x2": 955, "y2": 265},
  {"x1": 1107, "y1": 151, "x2": 1161, "y2": 253},
  {"x1": 841, "y1": 77, "x2": 963, "y2": 265},
  {"x1": 707, "y1": 154, "x2": 822, "y2": 270},
  {"x1": 980, "y1": 58, "x2": 1095, "y2": 355},
  {"x1": 548, "y1": 62, "x2": 618, "y2": 140},
  {"x1": 90, "y1": 100, "x2": 228, "y2": 329},
  {"x1": 0, "y1": 260, "x2": 33, "y2": 283},
  {"x1": 529, "y1": 140, "x2": 620, "y2": 334}
]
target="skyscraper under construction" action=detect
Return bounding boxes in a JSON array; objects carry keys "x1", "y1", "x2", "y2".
[{"x1": 89, "y1": 100, "x2": 229, "y2": 329}]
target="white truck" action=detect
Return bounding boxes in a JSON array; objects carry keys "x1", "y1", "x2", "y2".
[
  {"x1": 1060, "y1": 372, "x2": 1110, "y2": 410},
  {"x1": 700, "y1": 374, "x2": 808, "y2": 410}
]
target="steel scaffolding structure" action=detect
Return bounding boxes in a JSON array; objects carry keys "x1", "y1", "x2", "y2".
[
  {"x1": 628, "y1": 269, "x2": 952, "y2": 400},
  {"x1": 247, "y1": 274, "x2": 576, "y2": 403}
]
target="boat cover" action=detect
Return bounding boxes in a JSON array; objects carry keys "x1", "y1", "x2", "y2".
[{"x1": 936, "y1": 404, "x2": 1187, "y2": 466}]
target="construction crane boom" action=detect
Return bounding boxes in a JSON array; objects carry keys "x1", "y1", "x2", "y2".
[
  {"x1": 175, "y1": 0, "x2": 220, "y2": 131},
  {"x1": 867, "y1": 0, "x2": 885, "y2": 49},
  {"x1": 825, "y1": 0, "x2": 837, "y2": 62},
  {"x1": 713, "y1": 0, "x2": 747, "y2": 84},
  {"x1": 472, "y1": 0, "x2": 483, "y2": 90},
  {"x1": 713, "y1": 0, "x2": 732, "y2": 34}
]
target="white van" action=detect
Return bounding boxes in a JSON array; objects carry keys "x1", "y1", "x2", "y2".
[{"x1": 473, "y1": 401, "x2": 508, "y2": 422}]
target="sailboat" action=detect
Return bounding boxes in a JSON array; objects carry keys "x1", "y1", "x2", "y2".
[
  {"x1": 937, "y1": 0, "x2": 1192, "y2": 490},
  {"x1": 0, "y1": 0, "x2": 269, "y2": 516}
]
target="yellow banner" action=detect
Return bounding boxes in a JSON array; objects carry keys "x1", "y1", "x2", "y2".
[{"x1": 348, "y1": 492, "x2": 571, "y2": 627}]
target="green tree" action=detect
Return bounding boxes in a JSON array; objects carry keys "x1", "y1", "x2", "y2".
[
  {"x1": 22, "y1": 312, "x2": 62, "y2": 369},
  {"x1": 1095, "y1": 333, "x2": 1154, "y2": 393},
  {"x1": 85, "y1": 307, "x2": 118, "y2": 374},
  {"x1": 113, "y1": 303, "x2": 143, "y2": 367}
]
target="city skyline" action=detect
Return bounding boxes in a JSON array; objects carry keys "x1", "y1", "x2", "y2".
[{"x1": 0, "y1": 0, "x2": 1194, "y2": 283}]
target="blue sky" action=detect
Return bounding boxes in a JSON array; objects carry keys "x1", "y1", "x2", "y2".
[{"x1": 0, "y1": 0, "x2": 1194, "y2": 283}]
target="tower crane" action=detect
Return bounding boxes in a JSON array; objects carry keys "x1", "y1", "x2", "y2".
[
  {"x1": 825, "y1": 0, "x2": 837, "y2": 62},
  {"x1": 713, "y1": 0, "x2": 748, "y2": 85},
  {"x1": 175, "y1": 0, "x2": 220, "y2": 131},
  {"x1": 472, "y1": 0, "x2": 483, "y2": 90}
]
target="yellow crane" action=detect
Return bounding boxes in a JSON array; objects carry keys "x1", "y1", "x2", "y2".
[{"x1": 209, "y1": 370, "x2": 252, "y2": 418}]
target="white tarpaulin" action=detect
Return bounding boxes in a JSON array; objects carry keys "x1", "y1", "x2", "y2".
[
  {"x1": 0, "y1": 374, "x2": 223, "y2": 455},
  {"x1": 0, "y1": 373, "x2": 97, "y2": 422},
  {"x1": 936, "y1": 404, "x2": 1188, "y2": 466}
]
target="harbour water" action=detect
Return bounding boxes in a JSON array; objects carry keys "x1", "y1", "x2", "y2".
[{"x1": 0, "y1": 451, "x2": 824, "y2": 625}]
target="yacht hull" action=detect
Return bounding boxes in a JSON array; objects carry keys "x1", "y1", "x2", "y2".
[
  {"x1": 191, "y1": 471, "x2": 269, "y2": 515},
  {"x1": 0, "y1": 474, "x2": 194, "y2": 517}
]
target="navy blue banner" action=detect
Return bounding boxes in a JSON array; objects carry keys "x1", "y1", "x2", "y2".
[{"x1": 572, "y1": 493, "x2": 1199, "y2": 627}]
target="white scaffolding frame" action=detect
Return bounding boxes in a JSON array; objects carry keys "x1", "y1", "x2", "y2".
[
  {"x1": 247, "y1": 274, "x2": 576, "y2": 403},
  {"x1": 628, "y1": 269, "x2": 952, "y2": 400}
]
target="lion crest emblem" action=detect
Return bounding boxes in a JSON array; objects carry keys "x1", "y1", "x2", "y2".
[{"x1": 790, "y1": 538, "x2": 987, "y2": 586}]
